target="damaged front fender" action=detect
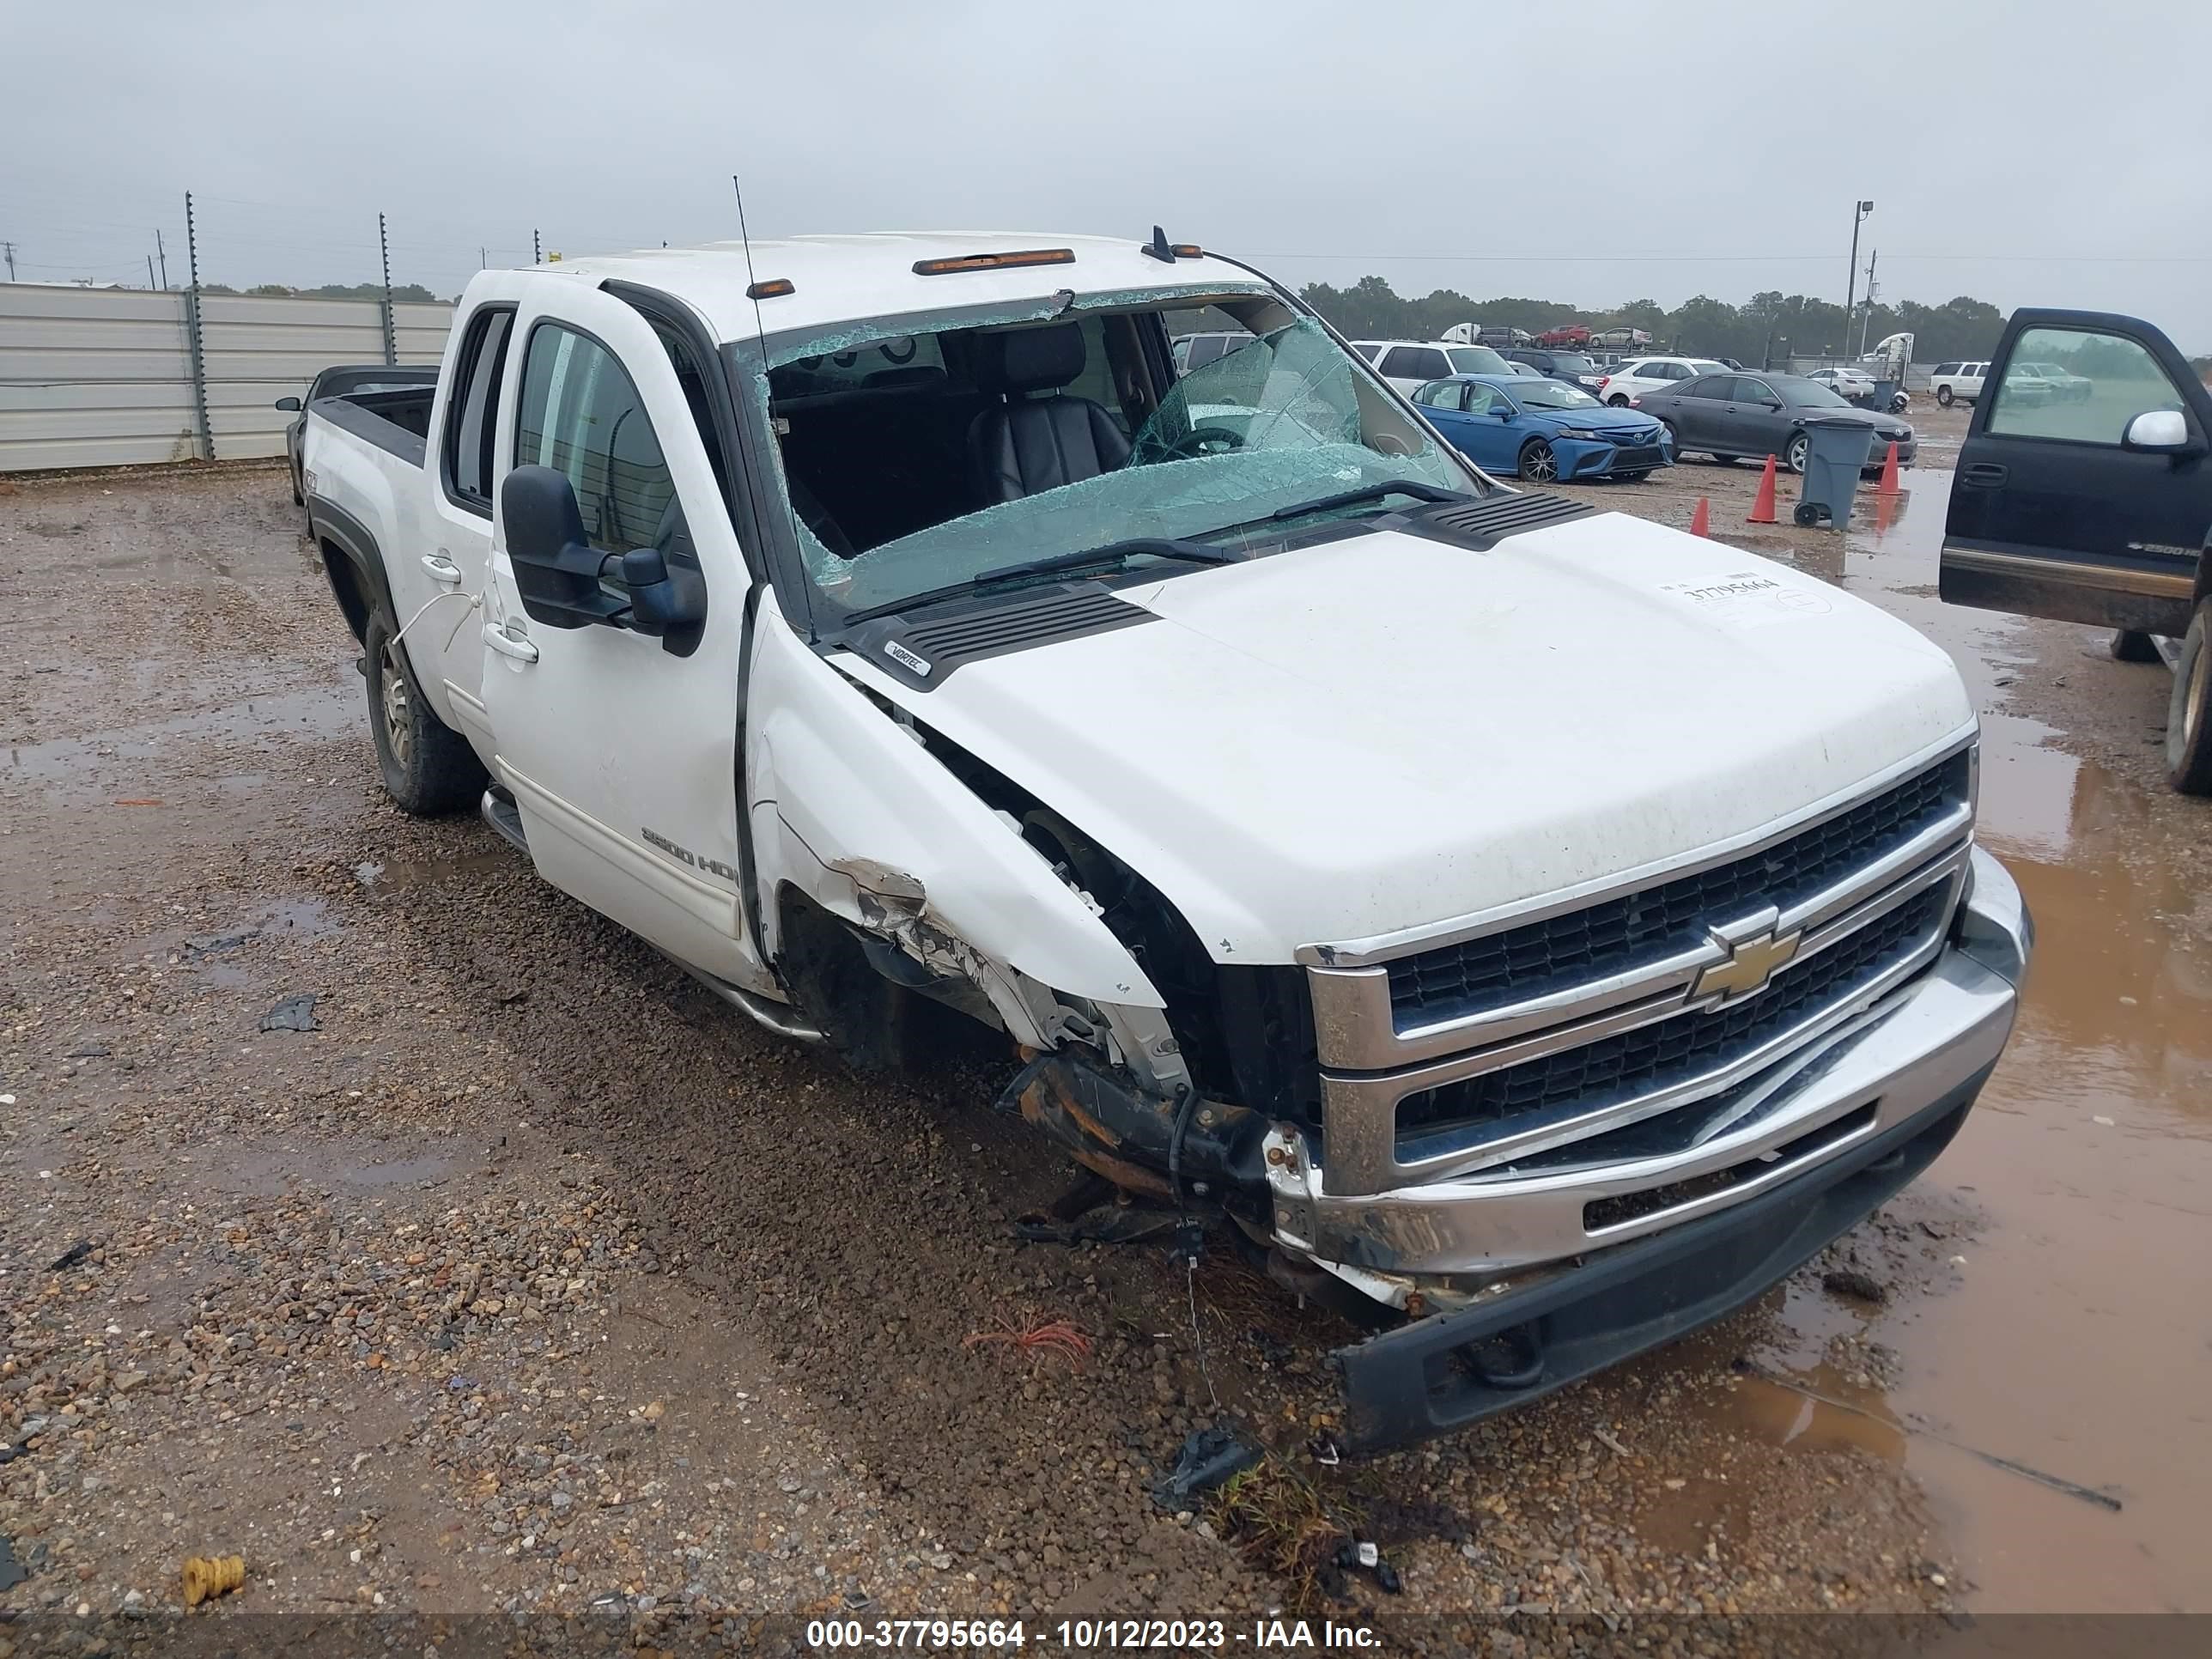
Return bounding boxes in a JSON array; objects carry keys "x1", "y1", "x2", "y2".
[{"x1": 745, "y1": 598, "x2": 1162, "y2": 1019}]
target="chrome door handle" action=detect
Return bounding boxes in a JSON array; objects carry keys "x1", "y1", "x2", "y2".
[
  {"x1": 483, "y1": 623, "x2": 538, "y2": 664},
  {"x1": 422, "y1": 553, "x2": 464, "y2": 585}
]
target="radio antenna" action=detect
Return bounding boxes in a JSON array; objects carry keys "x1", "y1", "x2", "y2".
[
  {"x1": 731, "y1": 173, "x2": 770, "y2": 335},
  {"x1": 730, "y1": 171, "x2": 814, "y2": 624}
]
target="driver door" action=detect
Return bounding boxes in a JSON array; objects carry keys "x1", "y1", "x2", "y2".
[{"x1": 479, "y1": 283, "x2": 769, "y2": 990}]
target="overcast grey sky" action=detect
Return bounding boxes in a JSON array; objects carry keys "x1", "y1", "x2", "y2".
[{"x1": 9, "y1": 0, "x2": 2212, "y2": 344}]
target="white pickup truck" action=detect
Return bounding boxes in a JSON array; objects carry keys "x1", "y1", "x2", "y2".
[{"x1": 300, "y1": 231, "x2": 2030, "y2": 1449}]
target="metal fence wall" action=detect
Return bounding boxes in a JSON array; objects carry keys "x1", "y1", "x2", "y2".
[{"x1": 0, "y1": 283, "x2": 454, "y2": 472}]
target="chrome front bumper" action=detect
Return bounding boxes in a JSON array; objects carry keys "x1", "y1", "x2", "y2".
[{"x1": 1266, "y1": 845, "x2": 2029, "y2": 1282}]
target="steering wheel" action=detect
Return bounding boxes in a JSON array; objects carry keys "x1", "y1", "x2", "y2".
[{"x1": 1164, "y1": 425, "x2": 1246, "y2": 459}]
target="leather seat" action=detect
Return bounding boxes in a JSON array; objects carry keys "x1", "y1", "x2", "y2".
[{"x1": 967, "y1": 324, "x2": 1131, "y2": 504}]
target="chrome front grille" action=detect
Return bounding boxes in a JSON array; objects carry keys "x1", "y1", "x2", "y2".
[
  {"x1": 1304, "y1": 742, "x2": 1977, "y2": 1198},
  {"x1": 1396, "y1": 884, "x2": 1948, "y2": 1146},
  {"x1": 1383, "y1": 750, "x2": 1968, "y2": 1027}
]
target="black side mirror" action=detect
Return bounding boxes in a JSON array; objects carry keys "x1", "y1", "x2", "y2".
[
  {"x1": 500, "y1": 465, "x2": 626, "y2": 630},
  {"x1": 274, "y1": 396, "x2": 301, "y2": 412},
  {"x1": 620, "y1": 546, "x2": 708, "y2": 655}
]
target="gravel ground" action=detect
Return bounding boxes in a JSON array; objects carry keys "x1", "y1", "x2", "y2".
[{"x1": 0, "y1": 459, "x2": 2015, "y2": 1649}]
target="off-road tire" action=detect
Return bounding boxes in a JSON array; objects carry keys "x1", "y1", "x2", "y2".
[
  {"x1": 2166, "y1": 600, "x2": 2212, "y2": 796},
  {"x1": 2110, "y1": 629, "x2": 2161, "y2": 664},
  {"x1": 364, "y1": 609, "x2": 486, "y2": 816}
]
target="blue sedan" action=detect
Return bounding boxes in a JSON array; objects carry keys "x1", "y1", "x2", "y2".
[{"x1": 1411, "y1": 373, "x2": 1674, "y2": 483}]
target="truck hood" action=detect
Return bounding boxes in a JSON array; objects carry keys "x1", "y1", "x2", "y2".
[{"x1": 840, "y1": 511, "x2": 1973, "y2": 964}]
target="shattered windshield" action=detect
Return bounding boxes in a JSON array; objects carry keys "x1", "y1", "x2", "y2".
[{"x1": 757, "y1": 297, "x2": 1483, "y2": 619}]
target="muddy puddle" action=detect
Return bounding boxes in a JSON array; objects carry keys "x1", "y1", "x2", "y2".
[
  {"x1": 1711, "y1": 471, "x2": 2212, "y2": 1611},
  {"x1": 3, "y1": 678, "x2": 359, "y2": 792}
]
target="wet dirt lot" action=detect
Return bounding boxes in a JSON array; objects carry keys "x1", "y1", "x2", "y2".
[{"x1": 1, "y1": 432, "x2": 2205, "y2": 1644}]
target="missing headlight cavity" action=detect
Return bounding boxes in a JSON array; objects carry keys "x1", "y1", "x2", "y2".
[{"x1": 871, "y1": 709, "x2": 1322, "y2": 1130}]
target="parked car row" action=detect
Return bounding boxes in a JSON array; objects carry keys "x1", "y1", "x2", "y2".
[
  {"x1": 1335, "y1": 336, "x2": 1679, "y2": 480},
  {"x1": 1631, "y1": 371, "x2": 1915, "y2": 475},
  {"x1": 1352, "y1": 338, "x2": 1514, "y2": 395},
  {"x1": 1412, "y1": 373, "x2": 1672, "y2": 483}
]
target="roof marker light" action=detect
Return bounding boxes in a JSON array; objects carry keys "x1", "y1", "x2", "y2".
[{"x1": 911, "y1": 248, "x2": 1075, "y2": 276}]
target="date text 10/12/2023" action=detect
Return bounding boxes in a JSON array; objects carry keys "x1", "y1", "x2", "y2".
[{"x1": 804, "y1": 1619, "x2": 1383, "y2": 1650}]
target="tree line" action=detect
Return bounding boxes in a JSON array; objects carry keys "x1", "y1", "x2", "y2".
[
  {"x1": 199, "y1": 280, "x2": 447, "y2": 303},
  {"x1": 1297, "y1": 275, "x2": 2008, "y2": 366}
]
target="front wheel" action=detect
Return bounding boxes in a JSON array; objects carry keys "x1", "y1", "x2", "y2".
[
  {"x1": 2111, "y1": 628, "x2": 2161, "y2": 664},
  {"x1": 1517, "y1": 439, "x2": 1559, "y2": 483},
  {"x1": 1936, "y1": 385, "x2": 1955, "y2": 407},
  {"x1": 1784, "y1": 432, "x2": 1811, "y2": 474},
  {"x1": 364, "y1": 611, "x2": 488, "y2": 817},
  {"x1": 2166, "y1": 601, "x2": 2212, "y2": 795}
]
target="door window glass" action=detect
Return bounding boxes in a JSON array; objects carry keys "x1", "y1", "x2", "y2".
[
  {"x1": 1462, "y1": 382, "x2": 1498, "y2": 416},
  {"x1": 1987, "y1": 326, "x2": 2186, "y2": 443},
  {"x1": 515, "y1": 323, "x2": 678, "y2": 555}
]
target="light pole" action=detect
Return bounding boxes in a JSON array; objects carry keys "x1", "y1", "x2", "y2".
[{"x1": 1844, "y1": 199, "x2": 1874, "y2": 360}]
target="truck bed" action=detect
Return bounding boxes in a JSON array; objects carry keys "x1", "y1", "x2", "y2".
[{"x1": 309, "y1": 379, "x2": 436, "y2": 467}]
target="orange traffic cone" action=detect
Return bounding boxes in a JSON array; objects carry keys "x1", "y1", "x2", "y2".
[
  {"x1": 1689, "y1": 496, "x2": 1710, "y2": 538},
  {"x1": 1747, "y1": 455, "x2": 1779, "y2": 524},
  {"x1": 1878, "y1": 440, "x2": 1902, "y2": 496}
]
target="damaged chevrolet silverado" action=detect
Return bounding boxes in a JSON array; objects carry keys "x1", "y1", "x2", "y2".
[{"x1": 300, "y1": 231, "x2": 2032, "y2": 1449}]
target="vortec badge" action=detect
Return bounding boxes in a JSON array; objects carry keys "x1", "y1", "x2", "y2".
[{"x1": 884, "y1": 641, "x2": 933, "y2": 678}]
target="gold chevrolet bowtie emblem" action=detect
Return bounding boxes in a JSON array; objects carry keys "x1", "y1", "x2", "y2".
[{"x1": 1695, "y1": 926, "x2": 1802, "y2": 1001}]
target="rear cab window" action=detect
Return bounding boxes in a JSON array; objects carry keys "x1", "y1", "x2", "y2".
[{"x1": 442, "y1": 307, "x2": 515, "y2": 513}]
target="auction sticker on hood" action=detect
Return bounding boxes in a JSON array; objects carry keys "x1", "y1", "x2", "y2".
[{"x1": 1658, "y1": 570, "x2": 1832, "y2": 628}]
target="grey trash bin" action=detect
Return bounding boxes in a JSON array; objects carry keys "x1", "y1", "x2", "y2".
[{"x1": 1794, "y1": 417, "x2": 1875, "y2": 530}]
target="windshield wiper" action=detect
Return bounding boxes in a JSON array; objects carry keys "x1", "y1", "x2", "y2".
[
  {"x1": 975, "y1": 537, "x2": 1247, "y2": 588},
  {"x1": 837, "y1": 538, "x2": 1243, "y2": 627},
  {"x1": 1193, "y1": 478, "x2": 1472, "y2": 544}
]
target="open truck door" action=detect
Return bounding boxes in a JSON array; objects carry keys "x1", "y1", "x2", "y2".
[{"x1": 1942, "y1": 307, "x2": 2212, "y2": 791}]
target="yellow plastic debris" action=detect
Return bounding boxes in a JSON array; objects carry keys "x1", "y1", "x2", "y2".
[{"x1": 181, "y1": 1553, "x2": 245, "y2": 1608}]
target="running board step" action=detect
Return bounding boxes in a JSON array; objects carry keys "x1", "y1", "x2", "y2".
[{"x1": 480, "y1": 787, "x2": 529, "y2": 854}]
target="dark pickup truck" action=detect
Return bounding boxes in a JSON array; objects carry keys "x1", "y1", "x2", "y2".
[{"x1": 1940, "y1": 307, "x2": 2212, "y2": 793}]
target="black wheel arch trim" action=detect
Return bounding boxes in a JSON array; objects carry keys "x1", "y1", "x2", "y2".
[{"x1": 307, "y1": 493, "x2": 397, "y2": 644}]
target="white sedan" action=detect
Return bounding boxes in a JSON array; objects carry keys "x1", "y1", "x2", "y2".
[
  {"x1": 1595, "y1": 356, "x2": 1728, "y2": 406},
  {"x1": 1806, "y1": 367, "x2": 1878, "y2": 402}
]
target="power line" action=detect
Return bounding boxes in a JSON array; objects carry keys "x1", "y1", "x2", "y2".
[{"x1": 1252, "y1": 249, "x2": 2212, "y2": 266}]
